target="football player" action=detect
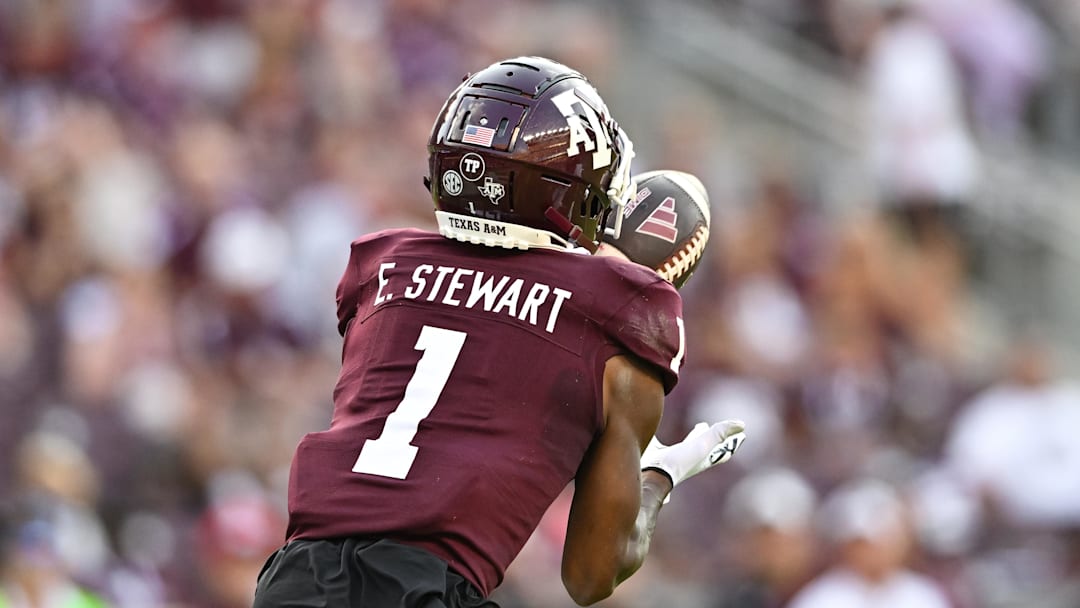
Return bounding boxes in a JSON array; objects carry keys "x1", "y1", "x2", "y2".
[{"x1": 253, "y1": 57, "x2": 744, "y2": 608}]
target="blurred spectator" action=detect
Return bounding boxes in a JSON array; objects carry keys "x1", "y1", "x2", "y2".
[
  {"x1": 907, "y1": 469, "x2": 984, "y2": 608},
  {"x1": 688, "y1": 167, "x2": 823, "y2": 387},
  {"x1": 863, "y1": 0, "x2": 979, "y2": 206},
  {"x1": 12, "y1": 431, "x2": 110, "y2": 582},
  {"x1": 796, "y1": 215, "x2": 897, "y2": 483},
  {"x1": 710, "y1": 467, "x2": 819, "y2": 608},
  {"x1": 191, "y1": 488, "x2": 285, "y2": 608},
  {"x1": 787, "y1": 479, "x2": 953, "y2": 608},
  {"x1": 0, "y1": 505, "x2": 111, "y2": 608},
  {"x1": 689, "y1": 376, "x2": 785, "y2": 467},
  {"x1": 945, "y1": 332, "x2": 1080, "y2": 529},
  {"x1": 859, "y1": 0, "x2": 982, "y2": 366},
  {"x1": 920, "y1": 0, "x2": 1049, "y2": 139}
]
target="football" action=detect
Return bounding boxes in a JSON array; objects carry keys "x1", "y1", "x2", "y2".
[{"x1": 601, "y1": 170, "x2": 711, "y2": 288}]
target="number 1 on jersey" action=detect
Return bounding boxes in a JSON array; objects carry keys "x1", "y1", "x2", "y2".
[
  {"x1": 670, "y1": 317, "x2": 686, "y2": 374},
  {"x1": 352, "y1": 325, "x2": 467, "y2": 479}
]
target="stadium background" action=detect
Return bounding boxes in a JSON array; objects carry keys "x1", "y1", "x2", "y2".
[{"x1": 2, "y1": 0, "x2": 1080, "y2": 606}]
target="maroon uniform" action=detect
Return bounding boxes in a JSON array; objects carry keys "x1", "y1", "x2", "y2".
[{"x1": 286, "y1": 228, "x2": 684, "y2": 596}]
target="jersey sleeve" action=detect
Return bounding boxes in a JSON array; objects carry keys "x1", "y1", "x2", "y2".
[
  {"x1": 600, "y1": 275, "x2": 685, "y2": 393},
  {"x1": 335, "y1": 240, "x2": 365, "y2": 336},
  {"x1": 335, "y1": 230, "x2": 405, "y2": 336}
]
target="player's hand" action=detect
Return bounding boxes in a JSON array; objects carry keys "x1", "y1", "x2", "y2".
[{"x1": 641, "y1": 420, "x2": 746, "y2": 488}]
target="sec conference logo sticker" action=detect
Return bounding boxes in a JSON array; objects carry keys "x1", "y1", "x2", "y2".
[{"x1": 442, "y1": 170, "x2": 463, "y2": 196}]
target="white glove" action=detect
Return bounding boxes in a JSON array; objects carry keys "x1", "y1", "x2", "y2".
[{"x1": 641, "y1": 420, "x2": 746, "y2": 488}]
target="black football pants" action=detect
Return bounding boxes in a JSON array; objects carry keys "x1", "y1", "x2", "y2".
[{"x1": 253, "y1": 537, "x2": 498, "y2": 608}]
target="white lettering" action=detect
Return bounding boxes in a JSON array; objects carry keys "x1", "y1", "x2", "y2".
[
  {"x1": 426, "y1": 266, "x2": 456, "y2": 301},
  {"x1": 399, "y1": 263, "x2": 573, "y2": 334},
  {"x1": 442, "y1": 268, "x2": 474, "y2": 307},
  {"x1": 375, "y1": 262, "x2": 396, "y2": 305},
  {"x1": 404, "y1": 265, "x2": 433, "y2": 299},
  {"x1": 671, "y1": 317, "x2": 686, "y2": 374},
  {"x1": 545, "y1": 288, "x2": 572, "y2": 333},
  {"x1": 551, "y1": 88, "x2": 612, "y2": 169},
  {"x1": 552, "y1": 89, "x2": 594, "y2": 157},
  {"x1": 517, "y1": 283, "x2": 550, "y2": 326},
  {"x1": 466, "y1": 272, "x2": 510, "y2": 311},
  {"x1": 492, "y1": 278, "x2": 524, "y2": 317},
  {"x1": 579, "y1": 100, "x2": 611, "y2": 168}
]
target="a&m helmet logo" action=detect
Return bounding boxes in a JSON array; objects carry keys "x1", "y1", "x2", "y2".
[
  {"x1": 635, "y1": 196, "x2": 679, "y2": 243},
  {"x1": 551, "y1": 87, "x2": 613, "y2": 170},
  {"x1": 478, "y1": 177, "x2": 505, "y2": 205}
]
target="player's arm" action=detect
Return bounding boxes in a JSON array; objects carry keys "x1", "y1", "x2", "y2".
[
  {"x1": 561, "y1": 354, "x2": 667, "y2": 606},
  {"x1": 561, "y1": 353, "x2": 746, "y2": 606}
]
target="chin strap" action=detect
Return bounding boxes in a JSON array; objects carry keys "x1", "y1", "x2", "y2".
[{"x1": 543, "y1": 208, "x2": 598, "y2": 254}]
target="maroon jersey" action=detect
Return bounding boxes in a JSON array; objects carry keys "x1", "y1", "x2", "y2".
[{"x1": 286, "y1": 228, "x2": 684, "y2": 596}]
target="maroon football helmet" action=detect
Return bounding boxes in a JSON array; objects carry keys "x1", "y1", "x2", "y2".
[{"x1": 427, "y1": 56, "x2": 635, "y2": 250}]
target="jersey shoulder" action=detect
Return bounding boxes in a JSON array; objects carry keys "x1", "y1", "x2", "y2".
[
  {"x1": 590, "y1": 255, "x2": 683, "y2": 320},
  {"x1": 585, "y1": 256, "x2": 685, "y2": 393},
  {"x1": 346, "y1": 227, "x2": 451, "y2": 275},
  {"x1": 336, "y1": 228, "x2": 439, "y2": 335},
  {"x1": 592, "y1": 253, "x2": 672, "y2": 288},
  {"x1": 350, "y1": 227, "x2": 435, "y2": 251}
]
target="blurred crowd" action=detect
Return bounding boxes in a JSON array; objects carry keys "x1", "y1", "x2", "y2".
[
  {"x1": 730, "y1": 0, "x2": 1076, "y2": 144},
  {"x1": 1, "y1": 1, "x2": 1079, "y2": 607}
]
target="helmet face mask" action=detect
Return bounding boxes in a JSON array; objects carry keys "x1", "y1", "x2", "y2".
[
  {"x1": 603, "y1": 125, "x2": 636, "y2": 241},
  {"x1": 427, "y1": 57, "x2": 635, "y2": 250}
]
